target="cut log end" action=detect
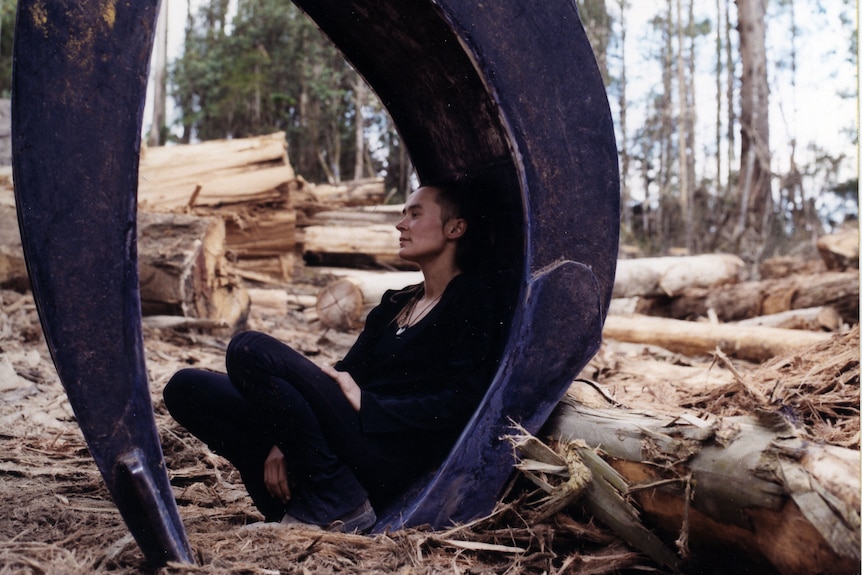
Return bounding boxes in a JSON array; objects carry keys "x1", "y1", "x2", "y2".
[{"x1": 316, "y1": 278, "x2": 364, "y2": 331}]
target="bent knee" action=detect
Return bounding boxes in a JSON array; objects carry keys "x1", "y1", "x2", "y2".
[{"x1": 163, "y1": 368, "x2": 206, "y2": 415}]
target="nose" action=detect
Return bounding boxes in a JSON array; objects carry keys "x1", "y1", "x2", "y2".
[{"x1": 396, "y1": 216, "x2": 407, "y2": 231}]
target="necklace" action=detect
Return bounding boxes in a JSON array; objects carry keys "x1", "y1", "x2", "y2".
[{"x1": 395, "y1": 293, "x2": 442, "y2": 335}]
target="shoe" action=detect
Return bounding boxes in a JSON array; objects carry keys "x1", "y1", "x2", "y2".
[{"x1": 327, "y1": 499, "x2": 376, "y2": 533}]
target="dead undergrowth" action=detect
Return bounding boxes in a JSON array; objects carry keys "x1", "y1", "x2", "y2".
[{"x1": 0, "y1": 284, "x2": 858, "y2": 574}]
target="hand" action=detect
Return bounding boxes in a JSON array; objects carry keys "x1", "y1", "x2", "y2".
[
  {"x1": 321, "y1": 365, "x2": 361, "y2": 411},
  {"x1": 264, "y1": 445, "x2": 291, "y2": 503}
]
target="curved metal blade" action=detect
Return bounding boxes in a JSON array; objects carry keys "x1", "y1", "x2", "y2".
[
  {"x1": 12, "y1": 0, "x2": 192, "y2": 565},
  {"x1": 290, "y1": 0, "x2": 619, "y2": 529}
]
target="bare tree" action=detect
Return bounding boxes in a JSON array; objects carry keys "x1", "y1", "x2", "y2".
[
  {"x1": 675, "y1": 0, "x2": 691, "y2": 251},
  {"x1": 148, "y1": 0, "x2": 169, "y2": 147},
  {"x1": 617, "y1": 0, "x2": 631, "y2": 236},
  {"x1": 714, "y1": 0, "x2": 724, "y2": 196},
  {"x1": 733, "y1": 0, "x2": 771, "y2": 257},
  {"x1": 353, "y1": 77, "x2": 366, "y2": 181},
  {"x1": 725, "y1": 0, "x2": 737, "y2": 186}
]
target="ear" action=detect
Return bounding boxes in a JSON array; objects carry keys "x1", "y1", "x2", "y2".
[{"x1": 446, "y1": 218, "x2": 467, "y2": 239}]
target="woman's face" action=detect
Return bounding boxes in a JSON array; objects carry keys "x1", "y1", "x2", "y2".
[{"x1": 395, "y1": 186, "x2": 463, "y2": 266}]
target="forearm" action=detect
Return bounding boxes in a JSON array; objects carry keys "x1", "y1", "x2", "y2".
[{"x1": 321, "y1": 364, "x2": 361, "y2": 411}]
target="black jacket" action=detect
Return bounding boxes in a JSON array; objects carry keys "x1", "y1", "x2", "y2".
[{"x1": 335, "y1": 273, "x2": 501, "y2": 437}]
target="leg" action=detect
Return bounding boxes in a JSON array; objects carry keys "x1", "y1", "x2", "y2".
[
  {"x1": 225, "y1": 331, "x2": 374, "y2": 524},
  {"x1": 163, "y1": 368, "x2": 285, "y2": 521}
]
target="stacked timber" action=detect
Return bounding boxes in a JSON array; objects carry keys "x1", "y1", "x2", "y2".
[
  {"x1": 138, "y1": 132, "x2": 390, "y2": 280},
  {"x1": 137, "y1": 211, "x2": 249, "y2": 328},
  {"x1": 138, "y1": 132, "x2": 302, "y2": 282},
  {"x1": 0, "y1": 204, "x2": 250, "y2": 327}
]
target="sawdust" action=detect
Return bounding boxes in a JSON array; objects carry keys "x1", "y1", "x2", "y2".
[{"x1": 0, "y1": 280, "x2": 858, "y2": 574}]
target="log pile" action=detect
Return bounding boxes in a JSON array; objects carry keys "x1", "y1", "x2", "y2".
[
  {"x1": 138, "y1": 133, "x2": 391, "y2": 281},
  {"x1": 311, "y1": 243, "x2": 858, "y2": 366},
  {"x1": 138, "y1": 212, "x2": 249, "y2": 328},
  {"x1": 1, "y1": 131, "x2": 857, "y2": 573},
  {"x1": 138, "y1": 132, "x2": 300, "y2": 282}
]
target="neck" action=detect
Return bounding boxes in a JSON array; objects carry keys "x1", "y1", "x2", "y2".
[{"x1": 420, "y1": 260, "x2": 462, "y2": 299}]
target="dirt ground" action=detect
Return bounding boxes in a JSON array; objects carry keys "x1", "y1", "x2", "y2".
[{"x1": 0, "y1": 276, "x2": 858, "y2": 575}]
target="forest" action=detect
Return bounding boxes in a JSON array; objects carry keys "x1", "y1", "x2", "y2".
[
  {"x1": 138, "y1": 0, "x2": 858, "y2": 264},
  {"x1": 0, "y1": 1, "x2": 859, "y2": 574},
  {"x1": 0, "y1": 0, "x2": 852, "y2": 261}
]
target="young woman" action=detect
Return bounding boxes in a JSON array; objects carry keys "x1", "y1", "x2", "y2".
[{"x1": 163, "y1": 182, "x2": 501, "y2": 533}]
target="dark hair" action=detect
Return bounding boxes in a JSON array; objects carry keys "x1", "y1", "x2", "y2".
[{"x1": 419, "y1": 179, "x2": 491, "y2": 273}]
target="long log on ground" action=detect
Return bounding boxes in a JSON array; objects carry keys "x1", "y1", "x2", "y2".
[
  {"x1": 541, "y1": 382, "x2": 860, "y2": 575},
  {"x1": 603, "y1": 314, "x2": 832, "y2": 361},
  {"x1": 613, "y1": 254, "x2": 745, "y2": 298},
  {"x1": 735, "y1": 306, "x2": 843, "y2": 331},
  {"x1": 635, "y1": 271, "x2": 859, "y2": 325},
  {"x1": 138, "y1": 212, "x2": 249, "y2": 328}
]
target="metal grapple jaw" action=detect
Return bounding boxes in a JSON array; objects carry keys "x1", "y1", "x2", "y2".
[{"x1": 12, "y1": 0, "x2": 618, "y2": 566}]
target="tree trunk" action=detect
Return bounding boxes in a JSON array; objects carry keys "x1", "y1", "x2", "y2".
[
  {"x1": 542, "y1": 385, "x2": 861, "y2": 575},
  {"x1": 734, "y1": 0, "x2": 771, "y2": 247},
  {"x1": 147, "y1": 0, "x2": 168, "y2": 147},
  {"x1": 613, "y1": 254, "x2": 745, "y2": 298},
  {"x1": 315, "y1": 269, "x2": 423, "y2": 329},
  {"x1": 138, "y1": 132, "x2": 294, "y2": 210},
  {"x1": 137, "y1": 212, "x2": 250, "y2": 328},
  {"x1": 353, "y1": 78, "x2": 366, "y2": 180},
  {"x1": 306, "y1": 177, "x2": 386, "y2": 206},
  {"x1": 301, "y1": 224, "x2": 414, "y2": 269},
  {"x1": 659, "y1": 0, "x2": 674, "y2": 252},
  {"x1": 576, "y1": 0, "x2": 610, "y2": 84},
  {"x1": 735, "y1": 306, "x2": 843, "y2": 331},
  {"x1": 603, "y1": 314, "x2": 831, "y2": 361},
  {"x1": 675, "y1": 0, "x2": 691, "y2": 251},
  {"x1": 634, "y1": 271, "x2": 860, "y2": 325},
  {"x1": 816, "y1": 228, "x2": 860, "y2": 271},
  {"x1": 617, "y1": 0, "x2": 631, "y2": 238}
]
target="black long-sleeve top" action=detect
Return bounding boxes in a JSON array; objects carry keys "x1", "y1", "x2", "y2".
[{"x1": 335, "y1": 273, "x2": 501, "y2": 438}]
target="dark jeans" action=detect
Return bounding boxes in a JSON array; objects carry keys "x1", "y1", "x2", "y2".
[{"x1": 163, "y1": 331, "x2": 424, "y2": 524}]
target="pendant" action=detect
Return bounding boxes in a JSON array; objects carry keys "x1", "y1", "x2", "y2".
[{"x1": 396, "y1": 326, "x2": 407, "y2": 336}]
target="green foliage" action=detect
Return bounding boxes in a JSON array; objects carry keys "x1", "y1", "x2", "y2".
[
  {"x1": 0, "y1": 0, "x2": 17, "y2": 97},
  {"x1": 170, "y1": 0, "x2": 396, "y2": 184}
]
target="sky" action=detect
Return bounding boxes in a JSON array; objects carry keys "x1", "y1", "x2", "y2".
[
  {"x1": 614, "y1": 1, "x2": 857, "y2": 193},
  {"x1": 145, "y1": 0, "x2": 859, "y2": 196}
]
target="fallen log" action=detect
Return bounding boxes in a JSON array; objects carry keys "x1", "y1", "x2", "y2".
[
  {"x1": 217, "y1": 206, "x2": 298, "y2": 281},
  {"x1": 635, "y1": 271, "x2": 859, "y2": 325},
  {"x1": 817, "y1": 228, "x2": 859, "y2": 271},
  {"x1": 138, "y1": 132, "x2": 295, "y2": 211},
  {"x1": 307, "y1": 177, "x2": 386, "y2": 206},
  {"x1": 735, "y1": 306, "x2": 843, "y2": 331},
  {"x1": 314, "y1": 269, "x2": 423, "y2": 329},
  {"x1": 602, "y1": 314, "x2": 831, "y2": 361},
  {"x1": 301, "y1": 225, "x2": 417, "y2": 269},
  {"x1": 138, "y1": 211, "x2": 249, "y2": 328},
  {"x1": 613, "y1": 254, "x2": 745, "y2": 298},
  {"x1": 541, "y1": 381, "x2": 861, "y2": 575},
  {"x1": 304, "y1": 205, "x2": 403, "y2": 228}
]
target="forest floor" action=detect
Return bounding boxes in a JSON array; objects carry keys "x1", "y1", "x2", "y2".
[{"x1": 0, "y1": 272, "x2": 858, "y2": 575}]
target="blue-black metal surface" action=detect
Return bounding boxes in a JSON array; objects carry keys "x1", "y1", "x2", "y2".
[
  {"x1": 288, "y1": 0, "x2": 620, "y2": 530},
  {"x1": 11, "y1": 0, "x2": 193, "y2": 566},
  {"x1": 12, "y1": 0, "x2": 618, "y2": 562}
]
